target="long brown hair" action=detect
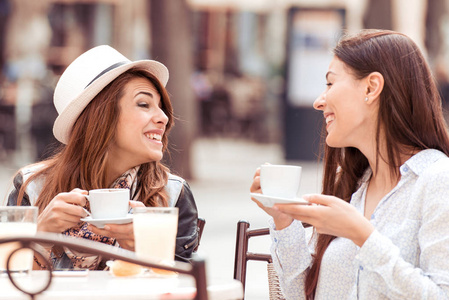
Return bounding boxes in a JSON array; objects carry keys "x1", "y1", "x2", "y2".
[
  {"x1": 305, "y1": 30, "x2": 449, "y2": 298},
  {"x1": 17, "y1": 67, "x2": 174, "y2": 212}
]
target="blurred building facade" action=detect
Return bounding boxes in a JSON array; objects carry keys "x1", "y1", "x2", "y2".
[
  {"x1": 187, "y1": 0, "x2": 449, "y2": 159},
  {"x1": 1, "y1": 0, "x2": 449, "y2": 173}
]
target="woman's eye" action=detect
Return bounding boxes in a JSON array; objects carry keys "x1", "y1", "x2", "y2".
[
  {"x1": 326, "y1": 82, "x2": 332, "y2": 87},
  {"x1": 138, "y1": 102, "x2": 149, "y2": 108}
]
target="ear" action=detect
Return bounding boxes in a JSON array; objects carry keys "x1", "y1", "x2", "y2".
[{"x1": 364, "y1": 72, "x2": 384, "y2": 103}]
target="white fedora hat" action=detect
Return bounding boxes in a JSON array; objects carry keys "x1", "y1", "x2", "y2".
[{"x1": 53, "y1": 45, "x2": 169, "y2": 144}]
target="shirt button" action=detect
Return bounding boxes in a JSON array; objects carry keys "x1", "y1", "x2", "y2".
[
  {"x1": 274, "y1": 238, "x2": 278, "y2": 242},
  {"x1": 359, "y1": 266, "x2": 364, "y2": 271},
  {"x1": 402, "y1": 166, "x2": 409, "y2": 172}
]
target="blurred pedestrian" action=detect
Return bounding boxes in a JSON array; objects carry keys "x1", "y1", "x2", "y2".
[
  {"x1": 30, "y1": 71, "x2": 60, "y2": 160},
  {"x1": 250, "y1": 30, "x2": 449, "y2": 299}
]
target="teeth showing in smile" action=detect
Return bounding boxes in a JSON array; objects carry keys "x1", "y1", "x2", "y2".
[
  {"x1": 145, "y1": 133, "x2": 162, "y2": 141},
  {"x1": 325, "y1": 115, "x2": 335, "y2": 125}
]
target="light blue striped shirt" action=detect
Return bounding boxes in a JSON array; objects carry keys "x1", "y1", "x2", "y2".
[{"x1": 270, "y1": 149, "x2": 449, "y2": 299}]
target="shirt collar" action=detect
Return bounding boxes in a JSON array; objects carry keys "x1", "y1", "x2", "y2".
[
  {"x1": 356, "y1": 149, "x2": 446, "y2": 183},
  {"x1": 400, "y1": 149, "x2": 446, "y2": 176},
  {"x1": 352, "y1": 149, "x2": 446, "y2": 200}
]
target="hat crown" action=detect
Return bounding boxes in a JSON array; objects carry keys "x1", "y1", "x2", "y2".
[
  {"x1": 52, "y1": 45, "x2": 169, "y2": 144},
  {"x1": 54, "y1": 45, "x2": 130, "y2": 114}
]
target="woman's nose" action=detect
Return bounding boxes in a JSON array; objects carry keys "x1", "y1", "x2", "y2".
[
  {"x1": 313, "y1": 93, "x2": 326, "y2": 111},
  {"x1": 155, "y1": 107, "x2": 169, "y2": 125}
]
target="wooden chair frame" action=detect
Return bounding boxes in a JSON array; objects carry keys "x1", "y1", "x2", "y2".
[
  {"x1": 234, "y1": 219, "x2": 311, "y2": 299},
  {"x1": 234, "y1": 220, "x2": 272, "y2": 292}
]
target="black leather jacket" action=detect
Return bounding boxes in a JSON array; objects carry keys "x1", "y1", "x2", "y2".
[{"x1": 8, "y1": 169, "x2": 199, "y2": 267}]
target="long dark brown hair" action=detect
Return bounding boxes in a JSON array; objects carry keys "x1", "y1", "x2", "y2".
[
  {"x1": 305, "y1": 30, "x2": 449, "y2": 298},
  {"x1": 17, "y1": 67, "x2": 174, "y2": 212}
]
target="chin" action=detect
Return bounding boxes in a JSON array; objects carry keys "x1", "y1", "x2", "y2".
[
  {"x1": 147, "y1": 152, "x2": 163, "y2": 163},
  {"x1": 325, "y1": 137, "x2": 345, "y2": 148}
]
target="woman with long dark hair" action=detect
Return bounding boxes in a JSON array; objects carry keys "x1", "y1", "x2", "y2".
[
  {"x1": 8, "y1": 45, "x2": 198, "y2": 270},
  {"x1": 251, "y1": 30, "x2": 449, "y2": 299}
]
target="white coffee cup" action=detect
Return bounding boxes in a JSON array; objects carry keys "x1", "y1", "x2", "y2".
[
  {"x1": 85, "y1": 189, "x2": 129, "y2": 219},
  {"x1": 260, "y1": 165, "x2": 302, "y2": 199}
]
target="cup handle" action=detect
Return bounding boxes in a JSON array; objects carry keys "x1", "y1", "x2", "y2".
[
  {"x1": 82, "y1": 195, "x2": 91, "y2": 217},
  {"x1": 82, "y1": 208, "x2": 91, "y2": 217}
]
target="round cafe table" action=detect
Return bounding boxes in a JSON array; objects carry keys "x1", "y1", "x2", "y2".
[{"x1": 0, "y1": 271, "x2": 243, "y2": 300}]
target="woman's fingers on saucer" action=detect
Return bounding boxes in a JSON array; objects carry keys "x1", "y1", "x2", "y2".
[
  {"x1": 129, "y1": 200, "x2": 144, "y2": 208},
  {"x1": 88, "y1": 223, "x2": 133, "y2": 237},
  {"x1": 304, "y1": 194, "x2": 338, "y2": 206},
  {"x1": 274, "y1": 203, "x2": 319, "y2": 220},
  {"x1": 251, "y1": 197, "x2": 264, "y2": 208},
  {"x1": 251, "y1": 197, "x2": 287, "y2": 218},
  {"x1": 250, "y1": 195, "x2": 269, "y2": 210},
  {"x1": 91, "y1": 223, "x2": 136, "y2": 250}
]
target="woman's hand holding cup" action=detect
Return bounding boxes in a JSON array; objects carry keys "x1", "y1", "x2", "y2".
[
  {"x1": 37, "y1": 188, "x2": 89, "y2": 233},
  {"x1": 250, "y1": 166, "x2": 294, "y2": 230}
]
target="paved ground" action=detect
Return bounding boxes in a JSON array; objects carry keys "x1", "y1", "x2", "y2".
[{"x1": 0, "y1": 137, "x2": 323, "y2": 299}]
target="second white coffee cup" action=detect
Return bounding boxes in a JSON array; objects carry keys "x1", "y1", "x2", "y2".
[
  {"x1": 260, "y1": 165, "x2": 302, "y2": 199},
  {"x1": 85, "y1": 188, "x2": 130, "y2": 219}
]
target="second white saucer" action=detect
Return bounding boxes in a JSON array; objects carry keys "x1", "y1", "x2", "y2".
[
  {"x1": 250, "y1": 193, "x2": 309, "y2": 208},
  {"x1": 81, "y1": 214, "x2": 133, "y2": 229}
]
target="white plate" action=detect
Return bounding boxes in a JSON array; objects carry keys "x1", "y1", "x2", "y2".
[
  {"x1": 250, "y1": 193, "x2": 309, "y2": 207},
  {"x1": 81, "y1": 214, "x2": 133, "y2": 229}
]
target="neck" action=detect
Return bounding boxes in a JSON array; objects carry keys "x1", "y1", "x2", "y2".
[
  {"x1": 359, "y1": 134, "x2": 417, "y2": 186},
  {"x1": 106, "y1": 161, "x2": 136, "y2": 187},
  {"x1": 368, "y1": 159, "x2": 398, "y2": 194},
  {"x1": 362, "y1": 142, "x2": 418, "y2": 211}
]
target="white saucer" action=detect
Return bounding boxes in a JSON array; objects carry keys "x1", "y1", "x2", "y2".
[
  {"x1": 81, "y1": 214, "x2": 133, "y2": 229},
  {"x1": 250, "y1": 193, "x2": 309, "y2": 207}
]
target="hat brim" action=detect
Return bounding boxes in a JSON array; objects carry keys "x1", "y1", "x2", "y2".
[{"x1": 53, "y1": 60, "x2": 168, "y2": 144}]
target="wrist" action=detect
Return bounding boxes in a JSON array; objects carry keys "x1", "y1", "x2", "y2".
[
  {"x1": 273, "y1": 216, "x2": 293, "y2": 231},
  {"x1": 37, "y1": 222, "x2": 50, "y2": 233},
  {"x1": 352, "y1": 222, "x2": 375, "y2": 247},
  {"x1": 37, "y1": 216, "x2": 54, "y2": 233}
]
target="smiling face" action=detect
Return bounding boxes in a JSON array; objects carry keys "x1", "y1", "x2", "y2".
[
  {"x1": 313, "y1": 56, "x2": 378, "y2": 149},
  {"x1": 108, "y1": 77, "x2": 169, "y2": 169}
]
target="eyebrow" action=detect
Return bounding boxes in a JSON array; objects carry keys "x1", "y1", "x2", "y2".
[
  {"x1": 135, "y1": 91, "x2": 154, "y2": 98},
  {"x1": 325, "y1": 71, "x2": 336, "y2": 80}
]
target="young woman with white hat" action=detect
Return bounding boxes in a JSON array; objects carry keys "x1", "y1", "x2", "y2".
[{"x1": 8, "y1": 45, "x2": 199, "y2": 270}]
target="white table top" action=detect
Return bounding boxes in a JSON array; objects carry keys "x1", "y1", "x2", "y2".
[{"x1": 0, "y1": 271, "x2": 243, "y2": 300}]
